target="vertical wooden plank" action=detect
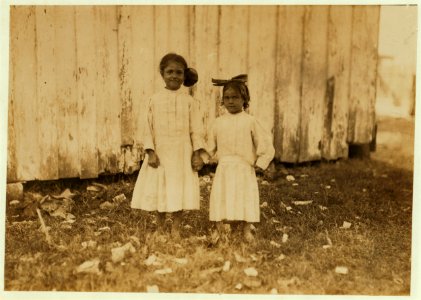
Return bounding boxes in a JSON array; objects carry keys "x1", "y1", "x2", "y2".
[
  {"x1": 36, "y1": 6, "x2": 59, "y2": 180},
  {"x1": 218, "y1": 5, "x2": 249, "y2": 78},
  {"x1": 131, "y1": 5, "x2": 154, "y2": 148},
  {"x1": 299, "y1": 5, "x2": 328, "y2": 162},
  {"x1": 95, "y1": 6, "x2": 121, "y2": 174},
  {"x1": 190, "y1": 5, "x2": 220, "y2": 138},
  {"x1": 118, "y1": 6, "x2": 134, "y2": 148},
  {"x1": 274, "y1": 6, "x2": 304, "y2": 162},
  {"x1": 10, "y1": 6, "x2": 39, "y2": 181},
  {"x1": 153, "y1": 6, "x2": 169, "y2": 91},
  {"x1": 248, "y1": 6, "x2": 277, "y2": 137},
  {"x1": 322, "y1": 6, "x2": 352, "y2": 160},
  {"x1": 54, "y1": 6, "x2": 80, "y2": 178},
  {"x1": 348, "y1": 6, "x2": 380, "y2": 144},
  {"x1": 75, "y1": 6, "x2": 98, "y2": 178},
  {"x1": 7, "y1": 7, "x2": 18, "y2": 182},
  {"x1": 169, "y1": 5, "x2": 189, "y2": 59}
]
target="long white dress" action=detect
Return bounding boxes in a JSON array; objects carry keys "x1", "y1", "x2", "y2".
[
  {"x1": 131, "y1": 88, "x2": 205, "y2": 212},
  {"x1": 207, "y1": 111, "x2": 275, "y2": 222}
]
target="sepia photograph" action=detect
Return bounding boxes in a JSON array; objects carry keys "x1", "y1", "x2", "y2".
[{"x1": 1, "y1": 1, "x2": 419, "y2": 299}]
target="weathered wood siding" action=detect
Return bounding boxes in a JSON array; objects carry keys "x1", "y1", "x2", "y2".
[{"x1": 7, "y1": 5, "x2": 380, "y2": 182}]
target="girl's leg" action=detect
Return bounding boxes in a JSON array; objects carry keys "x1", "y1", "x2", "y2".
[
  {"x1": 171, "y1": 211, "x2": 182, "y2": 239},
  {"x1": 243, "y1": 222, "x2": 255, "y2": 243},
  {"x1": 156, "y1": 212, "x2": 166, "y2": 234}
]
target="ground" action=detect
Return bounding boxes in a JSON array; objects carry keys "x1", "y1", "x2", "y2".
[{"x1": 4, "y1": 116, "x2": 415, "y2": 295}]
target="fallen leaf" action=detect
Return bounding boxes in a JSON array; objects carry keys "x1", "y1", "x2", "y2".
[
  {"x1": 234, "y1": 252, "x2": 247, "y2": 263},
  {"x1": 222, "y1": 260, "x2": 231, "y2": 272},
  {"x1": 330, "y1": 179, "x2": 336, "y2": 182},
  {"x1": 52, "y1": 188, "x2": 77, "y2": 200},
  {"x1": 292, "y1": 183, "x2": 299, "y2": 186},
  {"x1": 276, "y1": 254, "x2": 286, "y2": 261},
  {"x1": 271, "y1": 218, "x2": 281, "y2": 224},
  {"x1": 146, "y1": 285, "x2": 159, "y2": 293},
  {"x1": 318, "y1": 205, "x2": 328, "y2": 211},
  {"x1": 100, "y1": 201, "x2": 116, "y2": 210},
  {"x1": 270, "y1": 240, "x2": 281, "y2": 248},
  {"x1": 322, "y1": 245, "x2": 332, "y2": 249},
  {"x1": 235, "y1": 283, "x2": 243, "y2": 290},
  {"x1": 111, "y1": 242, "x2": 136, "y2": 263},
  {"x1": 154, "y1": 268, "x2": 173, "y2": 275},
  {"x1": 10, "y1": 200, "x2": 20, "y2": 205},
  {"x1": 172, "y1": 258, "x2": 188, "y2": 265},
  {"x1": 335, "y1": 266, "x2": 348, "y2": 275},
  {"x1": 98, "y1": 226, "x2": 111, "y2": 232},
  {"x1": 340, "y1": 221, "x2": 352, "y2": 229},
  {"x1": 325, "y1": 185, "x2": 331, "y2": 189},
  {"x1": 282, "y1": 233, "x2": 289, "y2": 243},
  {"x1": 112, "y1": 194, "x2": 126, "y2": 204},
  {"x1": 300, "y1": 174, "x2": 308, "y2": 178},
  {"x1": 243, "y1": 277, "x2": 262, "y2": 288},
  {"x1": 270, "y1": 288, "x2": 278, "y2": 294},
  {"x1": 286, "y1": 175, "x2": 295, "y2": 181},
  {"x1": 144, "y1": 255, "x2": 162, "y2": 266},
  {"x1": 260, "y1": 202, "x2": 268, "y2": 208},
  {"x1": 81, "y1": 240, "x2": 98, "y2": 250},
  {"x1": 92, "y1": 182, "x2": 108, "y2": 190},
  {"x1": 250, "y1": 254, "x2": 258, "y2": 261},
  {"x1": 261, "y1": 180, "x2": 269, "y2": 185},
  {"x1": 87, "y1": 186, "x2": 101, "y2": 192},
  {"x1": 76, "y1": 258, "x2": 101, "y2": 275},
  {"x1": 244, "y1": 267, "x2": 258, "y2": 277},
  {"x1": 184, "y1": 224, "x2": 192, "y2": 229},
  {"x1": 292, "y1": 200, "x2": 313, "y2": 206}
]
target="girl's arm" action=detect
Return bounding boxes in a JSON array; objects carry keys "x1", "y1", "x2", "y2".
[
  {"x1": 143, "y1": 99, "x2": 160, "y2": 168},
  {"x1": 189, "y1": 97, "x2": 206, "y2": 152},
  {"x1": 252, "y1": 119, "x2": 275, "y2": 170}
]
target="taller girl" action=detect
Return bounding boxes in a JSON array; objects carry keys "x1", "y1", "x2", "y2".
[{"x1": 131, "y1": 53, "x2": 206, "y2": 239}]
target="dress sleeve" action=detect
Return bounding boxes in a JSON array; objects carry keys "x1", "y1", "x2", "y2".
[
  {"x1": 252, "y1": 118, "x2": 275, "y2": 170},
  {"x1": 189, "y1": 97, "x2": 206, "y2": 151},
  {"x1": 142, "y1": 98, "x2": 155, "y2": 151}
]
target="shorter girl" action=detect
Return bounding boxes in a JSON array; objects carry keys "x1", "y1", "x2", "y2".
[{"x1": 207, "y1": 74, "x2": 275, "y2": 242}]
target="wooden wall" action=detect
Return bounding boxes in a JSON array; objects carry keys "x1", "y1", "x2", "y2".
[{"x1": 7, "y1": 5, "x2": 380, "y2": 182}]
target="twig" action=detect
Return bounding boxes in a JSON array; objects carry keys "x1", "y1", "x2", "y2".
[{"x1": 36, "y1": 208, "x2": 53, "y2": 245}]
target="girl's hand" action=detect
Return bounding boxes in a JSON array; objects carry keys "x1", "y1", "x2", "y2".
[
  {"x1": 255, "y1": 166, "x2": 265, "y2": 175},
  {"x1": 191, "y1": 150, "x2": 204, "y2": 171},
  {"x1": 146, "y1": 149, "x2": 160, "y2": 168}
]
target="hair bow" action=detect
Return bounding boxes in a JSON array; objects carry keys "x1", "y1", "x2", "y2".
[{"x1": 211, "y1": 74, "x2": 248, "y2": 86}]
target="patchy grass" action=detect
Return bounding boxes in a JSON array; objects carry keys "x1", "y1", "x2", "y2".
[{"x1": 4, "y1": 158, "x2": 413, "y2": 295}]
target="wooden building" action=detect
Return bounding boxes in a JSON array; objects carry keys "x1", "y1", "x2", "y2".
[{"x1": 7, "y1": 5, "x2": 380, "y2": 182}]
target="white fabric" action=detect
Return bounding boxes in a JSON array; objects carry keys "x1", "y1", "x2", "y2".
[
  {"x1": 207, "y1": 111, "x2": 275, "y2": 222},
  {"x1": 131, "y1": 88, "x2": 204, "y2": 212}
]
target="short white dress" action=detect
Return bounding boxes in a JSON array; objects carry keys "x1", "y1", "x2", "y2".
[
  {"x1": 131, "y1": 88, "x2": 205, "y2": 212},
  {"x1": 207, "y1": 111, "x2": 275, "y2": 222}
]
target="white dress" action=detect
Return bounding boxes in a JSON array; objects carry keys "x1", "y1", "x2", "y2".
[
  {"x1": 131, "y1": 88, "x2": 205, "y2": 212},
  {"x1": 207, "y1": 111, "x2": 275, "y2": 222}
]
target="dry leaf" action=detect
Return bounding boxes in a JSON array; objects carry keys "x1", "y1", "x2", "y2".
[
  {"x1": 76, "y1": 258, "x2": 101, "y2": 275},
  {"x1": 250, "y1": 254, "x2": 258, "y2": 261},
  {"x1": 53, "y1": 188, "x2": 77, "y2": 200},
  {"x1": 111, "y1": 242, "x2": 136, "y2": 263},
  {"x1": 81, "y1": 240, "x2": 98, "y2": 250},
  {"x1": 292, "y1": 200, "x2": 313, "y2": 206},
  {"x1": 100, "y1": 201, "x2": 116, "y2": 210},
  {"x1": 87, "y1": 186, "x2": 101, "y2": 192},
  {"x1": 260, "y1": 202, "x2": 268, "y2": 208},
  {"x1": 325, "y1": 185, "x2": 331, "y2": 189},
  {"x1": 235, "y1": 283, "x2": 243, "y2": 290},
  {"x1": 222, "y1": 260, "x2": 231, "y2": 272},
  {"x1": 146, "y1": 285, "x2": 159, "y2": 293},
  {"x1": 276, "y1": 254, "x2": 286, "y2": 261},
  {"x1": 282, "y1": 233, "x2": 289, "y2": 243},
  {"x1": 243, "y1": 277, "x2": 262, "y2": 288},
  {"x1": 270, "y1": 288, "x2": 278, "y2": 294},
  {"x1": 234, "y1": 252, "x2": 247, "y2": 263},
  {"x1": 112, "y1": 194, "x2": 126, "y2": 204},
  {"x1": 261, "y1": 180, "x2": 269, "y2": 185},
  {"x1": 154, "y1": 268, "x2": 172, "y2": 275},
  {"x1": 335, "y1": 266, "x2": 348, "y2": 274},
  {"x1": 319, "y1": 205, "x2": 328, "y2": 211},
  {"x1": 340, "y1": 221, "x2": 352, "y2": 229},
  {"x1": 92, "y1": 182, "x2": 107, "y2": 190},
  {"x1": 292, "y1": 183, "x2": 299, "y2": 186},
  {"x1": 286, "y1": 175, "x2": 295, "y2": 181},
  {"x1": 9, "y1": 200, "x2": 20, "y2": 205},
  {"x1": 244, "y1": 267, "x2": 258, "y2": 277},
  {"x1": 270, "y1": 240, "x2": 281, "y2": 248},
  {"x1": 144, "y1": 254, "x2": 162, "y2": 266},
  {"x1": 173, "y1": 258, "x2": 188, "y2": 265}
]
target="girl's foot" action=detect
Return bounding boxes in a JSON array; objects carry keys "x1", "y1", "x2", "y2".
[{"x1": 243, "y1": 223, "x2": 255, "y2": 243}]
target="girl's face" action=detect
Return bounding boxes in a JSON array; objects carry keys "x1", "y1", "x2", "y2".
[
  {"x1": 223, "y1": 87, "x2": 244, "y2": 114},
  {"x1": 162, "y1": 61, "x2": 185, "y2": 90}
]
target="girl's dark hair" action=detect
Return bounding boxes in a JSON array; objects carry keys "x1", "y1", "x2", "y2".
[
  {"x1": 159, "y1": 53, "x2": 188, "y2": 74},
  {"x1": 159, "y1": 53, "x2": 198, "y2": 87},
  {"x1": 222, "y1": 81, "x2": 250, "y2": 109}
]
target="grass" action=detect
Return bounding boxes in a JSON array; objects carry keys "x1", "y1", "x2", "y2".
[{"x1": 4, "y1": 157, "x2": 413, "y2": 295}]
